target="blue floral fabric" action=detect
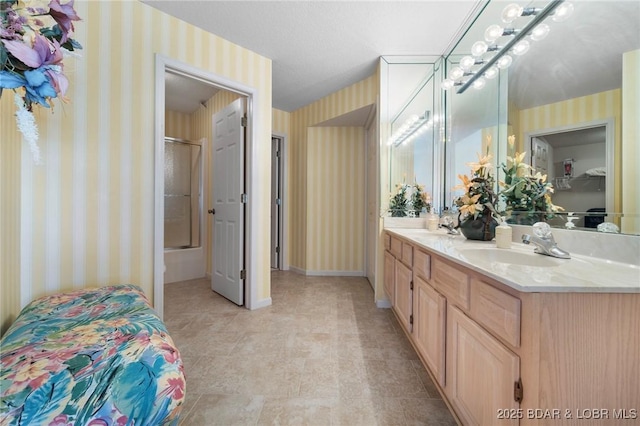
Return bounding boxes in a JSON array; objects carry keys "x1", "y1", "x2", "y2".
[{"x1": 0, "y1": 285, "x2": 185, "y2": 425}]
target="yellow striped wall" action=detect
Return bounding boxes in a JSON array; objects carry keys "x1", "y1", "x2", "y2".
[
  {"x1": 289, "y1": 74, "x2": 378, "y2": 272},
  {"x1": 307, "y1": 127, "x2": 365, "y2": 272},
  {"x1": 514, "y1": 89, "x2": 622, "y2": 213},
  {"x1": 272, "y1": 108, "x2": 291, "y2": 136},
  {"x1": 165, "y1": 110, "x2": 192, "y2": 140},
  {"x1": 0, "y1": 0, "x2": 272, "y2": 333},
  {"x1": 0, "y1": 97, "x2": 21, "y2": 335},
  {"x1": 621, "y1": 50, "x2": 639, "y2": 234}
]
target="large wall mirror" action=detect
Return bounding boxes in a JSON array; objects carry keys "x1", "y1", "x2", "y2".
[
  {"x1": 444, "y1": 0, "x2": 639, "y2": 235},
  {"x1": 380, "y1": 56, "x2": 443, "y2": 216}
]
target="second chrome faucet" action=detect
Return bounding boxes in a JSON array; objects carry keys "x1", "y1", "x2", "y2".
[{"x1": 522, "y1": 222, "x2": 571, "y2": 259}]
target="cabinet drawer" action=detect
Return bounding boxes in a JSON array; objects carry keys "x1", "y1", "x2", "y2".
[
  {"x1": 470, "y1": 279, "x2": 521, "y2": 347},
  {"x1": 413, "y1": 249, "x2": 431, "y2": 281},
  {"x1": 390, "y1": 236, "x2": 402, "y2": 259},
  {"x1": 432, "y1": 257, "x2": 470, "y2": 310},
  {"x1": 401, "y1": 242, "x2": 413, "y2": 267},
  {"x1": 384, "y1": 233, "x2": 391, "y2": 251}
]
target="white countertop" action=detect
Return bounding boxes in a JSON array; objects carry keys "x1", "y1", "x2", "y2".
[{"x1": 386, "y1": 228, "x2": 640, "y2": 293}]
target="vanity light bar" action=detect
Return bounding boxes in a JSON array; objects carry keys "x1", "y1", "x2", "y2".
[
  {"x1": 388, "y1": 111, "x2": 431, "y2": 147},
  {"x1": 455, "y1": 0, "x2": 566, "y2": 94}
]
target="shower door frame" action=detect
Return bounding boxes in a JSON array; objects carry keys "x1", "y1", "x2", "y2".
[{"x1": 164, "y1": 137, "x2": 204, "y2": 250}]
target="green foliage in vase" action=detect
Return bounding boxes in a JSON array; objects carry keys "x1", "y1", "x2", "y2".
[
  {"x1": 410, "y1": 182, "x2": 431, "y2": 216},
  {"x1": 453, "y1": 141, "x2": 499, "y2": 223},
  {"x1": 389, "y1": 183, "x2": 409, "y2": 217},
  {"x1": 499, "y1": 135, "x2": 563, "y2": 221}
]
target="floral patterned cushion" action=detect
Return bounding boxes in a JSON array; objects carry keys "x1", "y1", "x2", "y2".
[{"x1": 0, "y1": 285, "x2": 185, "y2": 425}]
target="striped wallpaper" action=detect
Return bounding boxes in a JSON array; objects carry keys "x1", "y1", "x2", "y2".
[
  {"x1": 165, "y1": 110, "x2": 192, "y2": 140},
  {"x1": 272, "y1": 108, "x2": 291, "y2": 136},
  {"x1": 0, "y1": 0, "x2": 272, "y2": 334},
  {"x1": 306, "y1": 127, "x2": 365, "y2": 273},
  {"x1": 0, "y1": 97, "x2": 21, "y2": 335},
  {"x1": 288, "y1": 74, "x2": 378, "y2": 273},
  {"x1": 621, "y1": 50, "x2": 639, "y2": 234},
  {"x1": 514, "y1": 89, "x2": 622, "y2": 213}
]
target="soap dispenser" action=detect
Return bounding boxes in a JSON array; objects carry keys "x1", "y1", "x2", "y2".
[
  {"x1": 496, "y1": 217, "x2": 512, "y2": 249},
  {"x1": 565, "y1": 212, "x2": 578, "y2": 229}
]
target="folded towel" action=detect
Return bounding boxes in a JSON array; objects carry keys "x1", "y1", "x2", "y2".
[{"x1": 585, "y1": 166, "x2": 606, "y2": 176}]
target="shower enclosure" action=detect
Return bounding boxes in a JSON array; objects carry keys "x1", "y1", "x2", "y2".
[
  {"x1": 164, "y1": 137, "x2": 202, "y2": 249},
  {"x1": 164, "y1": 137, "x2": 205, "y2": 284}
]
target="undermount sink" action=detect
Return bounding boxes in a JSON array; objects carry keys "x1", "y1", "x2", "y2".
[{"x1": 457, "y1": 247, "x2": 563, "y2": 267}]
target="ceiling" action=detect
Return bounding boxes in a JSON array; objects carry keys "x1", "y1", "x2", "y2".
[
  {"x1": 152, "y1": 1, "x2": 640, "y2": 119},
  {"x1": 144, "y1": 0, "x2": 481, "y2": 113}
]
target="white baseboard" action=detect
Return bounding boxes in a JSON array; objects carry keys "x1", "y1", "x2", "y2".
[
  {"x1": 287, "y1": 266, "x2": 365, "y2": 277},
  {"x1": 376, "y1": 299, "x2": 392, "y2": 308},
  {"x1": 250, "y1": 297, "x2": 272, "y2": 310},
  {"x1": 304, "y1": 270, "x2": 365, "y2": 276}
]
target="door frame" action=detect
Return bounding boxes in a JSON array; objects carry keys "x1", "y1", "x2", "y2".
[
  {"x1": 524, "y1": 117, "x2": 615, "y2": 217},
  {"x1": 270, "y1": 132, "x2": 288, "y2": 271},
  {"x1": 154, "y1": 54, "x2": 262, "y2": 318}
]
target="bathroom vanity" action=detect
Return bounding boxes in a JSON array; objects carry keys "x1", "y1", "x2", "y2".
[{"x1": 384, "y1": 228, "x2": 639, "y2": 426}]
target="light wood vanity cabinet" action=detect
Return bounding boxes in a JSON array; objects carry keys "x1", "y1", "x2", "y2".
[
  {"x1": 413, "y1": 275, "x2": 446, "y2": 386},
  {"x1": 387, "y1": 236, "x2": 413, "y2": 332},
  {"x1": 395, "y1": 260, "x2": 413, "y2": 332},
  {"x1": 385, "y1": 233, "x2": 522, "y2": 424},
  {"x1": 447, "y1": 304, "x2": 520, "y2": 426},
  {"x1": 384, "y1": 231, "x2": 640, "y2": 426},
  {"x1": 383, "y1": 250, "x2": 395, "y2": 305}
]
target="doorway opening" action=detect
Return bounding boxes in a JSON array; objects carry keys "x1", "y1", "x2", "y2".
[
  {"x1": 526, "y1": 119, "x2": 614, "y2": 229},
  {"x1": 270, "y1": 135, "x2": 287, "y2": 270},
  {"x1": 154, "y1": 54, "x2": 263, "y2": 318}
]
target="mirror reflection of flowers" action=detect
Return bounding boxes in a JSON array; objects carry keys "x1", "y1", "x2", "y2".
[
  {"x1": 389, "y1": 182, "x2": 409, "y2": 217},
  {"x1": 1, "y1": 0, "x2": 82, "y2": 163},
  {"x1": 411, "y1": 182, "x2": 431, "y2": 216},
  {"x1": 499, "y1": 135, "x2": 563, "y2": 222},
  {"x1": 453, "y1": 140, "x2": 499, "y2": 224},
  {"x1": 389, "y1": 179, "x2": 431, "y2": 218}
]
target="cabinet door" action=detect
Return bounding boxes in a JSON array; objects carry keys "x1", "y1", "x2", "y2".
[
  {"x1": 384, "y1": 250, "x2": 395, "y2": 305},
  {"x1": 447, "y1": 305, "x2": 520, "y2": 426},
  {"x1": 394, "y1": 260, "x2": 413, "y2": 332},
  {"x1": 413, "y1": 276, "x2": 446, "y2": 386}
]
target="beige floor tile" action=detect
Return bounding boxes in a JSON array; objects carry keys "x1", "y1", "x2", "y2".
[
  {"x1": 165, "y1": 272, "x2": 457, "y2": 425},
  {"x1": 257, "y1": 397, "x2": 335, "y2": 425},
  {"x1": 181, "y1": 394, "x2": 265, "y2": 426}
]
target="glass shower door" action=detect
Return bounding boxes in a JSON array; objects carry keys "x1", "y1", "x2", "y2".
[{"x1": 164, "y1": 138, "x2": 202, "y2": 248}]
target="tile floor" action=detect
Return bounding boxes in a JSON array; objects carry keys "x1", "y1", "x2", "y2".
[{"x1": 164, "y1": 270, "x2": 457, "y2": 425}]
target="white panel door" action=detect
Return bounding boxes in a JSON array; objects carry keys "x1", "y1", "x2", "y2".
[
  {"x1": 531, "y1": 136, "x2": 553, "y2": 177},
  {"x1": 212, "y1": 98, "x2": 245, "y2": 305}
]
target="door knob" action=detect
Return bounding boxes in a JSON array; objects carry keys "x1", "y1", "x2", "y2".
[{"x1": 208, "y1": 209, "x2": 215, "y2": 215}]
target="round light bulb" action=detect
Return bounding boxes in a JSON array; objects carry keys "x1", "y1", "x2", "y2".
[
  {"x1": 484, "y1": 65, "x2": 499, "y2": 79},
  {"x1": 497, "y1": 54, "x2": 513, "y2": 69},
  {"x1": 512, "y1": 40, "x2": 530, "y2": 56},
  {"x1": 449, "y1": 66, "x2": 465, "y2": 80},
  {"x1": 471, "y1": 40, "x2": 488, "y2": 57},
  {"x1": 552, "y1": 2, "x2": 574, "y2": 22},
  {"x1": 441, "y1": 79, "x2": 455, "y2": 90},
  {"x1": 460, "y1": 56, "x2": 476, "y2": 70},
  {"x1": 472, "y1": 78, "x2": 486, "y2": 90},
  {"x1": 501, "y1": 3, "x2": 523, "y2": 23},
  {"x1": 484, "y1": 24, "x2": 504, "y2": 42},
  {"x1": 530, "y1": 23, "x2": 550, "y2": 41}
]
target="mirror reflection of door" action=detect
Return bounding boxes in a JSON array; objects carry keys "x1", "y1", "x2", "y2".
[{"x1": 529, "y1": 126, "x2": 607, "y2": 229}]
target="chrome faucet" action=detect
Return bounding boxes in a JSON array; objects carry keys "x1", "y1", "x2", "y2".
[
  {"x1": 439, "y1": 215, "x2": 459, "y2": 235},
  {"x1": 521, "y1": 222, "x2": 570, "y2": 259}
]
